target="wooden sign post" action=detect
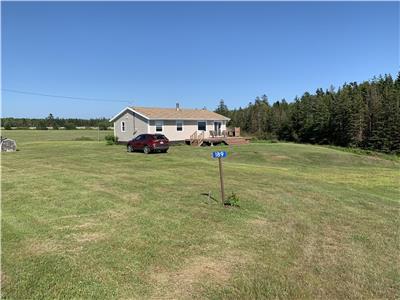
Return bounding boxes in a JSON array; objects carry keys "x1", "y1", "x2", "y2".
[{"x1": 212, "y1": 151, "x2": 227, "y2": 205}]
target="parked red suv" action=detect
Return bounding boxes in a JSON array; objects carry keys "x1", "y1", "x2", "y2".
[{"x1": 127, "y1": 134, "x2": 169, "y2": 154}]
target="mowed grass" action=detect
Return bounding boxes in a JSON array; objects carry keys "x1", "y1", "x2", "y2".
[
  {"x1": 2, "y1": 130, "x2": 399, "y2": 299},
  {"x1": 1, "y1": 129, "x2": 113, "y2": 143}
]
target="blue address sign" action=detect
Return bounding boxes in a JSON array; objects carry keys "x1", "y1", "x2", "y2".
[{"x1": 212, "y1": 151, "x2": 227, "y2": 159}]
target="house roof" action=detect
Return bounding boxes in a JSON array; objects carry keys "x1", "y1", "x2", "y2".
[{"x1": 110, "y1": 106, "x2": 230, "y2": 122}]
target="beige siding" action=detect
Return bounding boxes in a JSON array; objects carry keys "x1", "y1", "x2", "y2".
[
  {"x1": 133, "y1": 113, "x2": 149, "y2": 137},
  {"x1": 113, "y1": 108, "x2": 228, "y2": 142},
  {"x1": 148, "y1": 119, "x2": 227, "y2": 141},
  {"x1": 113, "y1": 110, "x2": 149, "y2": 142}
]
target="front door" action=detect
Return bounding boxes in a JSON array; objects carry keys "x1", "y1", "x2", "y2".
[{"x1": 214, "y1": 122, "x2": 222, "y2": 136}]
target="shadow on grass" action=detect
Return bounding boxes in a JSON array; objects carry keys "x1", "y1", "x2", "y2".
[{"x1": 200, "y1": 192, "x2": 219, "y2": 203}]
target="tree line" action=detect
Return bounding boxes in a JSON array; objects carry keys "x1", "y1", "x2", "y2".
[
  {"x1": 2, "y1": 73, "x2": 399, "y2": 153},
  {"x1": 1, "y1": 114, "x2": 112, "y2": 130},
  {"x1": 216, "y1": 73, "x2": 400, "y2": 153}
]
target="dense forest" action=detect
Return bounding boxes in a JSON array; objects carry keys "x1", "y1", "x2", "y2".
[{"x1": 216, "y1": 73, "x2": 400, "y2": 153}]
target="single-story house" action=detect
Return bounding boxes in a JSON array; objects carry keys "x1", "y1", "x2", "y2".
[{"x1": 109, "y1": 104, "x2": 230, "y2": 142}]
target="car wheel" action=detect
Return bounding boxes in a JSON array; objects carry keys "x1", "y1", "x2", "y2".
[
  {"x1": 127, "y1": 145, "x2": 134, "y2": 152},
  {"x1": 161, "y1": 149, "x2": 168, "y2": 153},
  {"x1": 143, "y1": 146, "x2": 151, "y2": 154}
]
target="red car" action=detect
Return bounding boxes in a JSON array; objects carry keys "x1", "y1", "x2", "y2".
[{"x1": 127, "y1": 134, "x2": 169, "y2": 154}]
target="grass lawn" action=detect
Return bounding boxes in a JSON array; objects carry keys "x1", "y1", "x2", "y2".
[
  {"x1": 2, "y1": 130, "x2": 399, "y2": 299},
  {"x1": 1, "y1": 129, "x2": 113, "y2": 143}
]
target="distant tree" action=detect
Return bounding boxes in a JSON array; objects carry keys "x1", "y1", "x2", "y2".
[
  {"x1": 37, "y1": 119, "x2": 48, "y2": 130},
  {"x1": 0, "y1": 117, "x2": 112, "y2": 130},
  {"x1": 4, "y1": 123, "x2": 12, "y2": 130},
  {"x1": 64, "y1": 121, "x2": 76, "y2": 130},
  {"x1": 46, "y1": 113, "x2": 55, "y2": 127},
  {"x1": 215, "y1": 99, "x2": 229, "y2": 117}
]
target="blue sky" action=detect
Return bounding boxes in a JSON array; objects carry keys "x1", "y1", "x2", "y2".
[{"x1": 2, "y1": 1, "x2": 399, "y2": 118}]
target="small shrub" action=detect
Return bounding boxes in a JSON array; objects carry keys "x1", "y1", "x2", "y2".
[
  {"x1": 3, "y1": 123, "x2": 12, "y2": 130},
  {"x1": 65, "y1": 125, "x2": 76, "y2": 130},
  {"x1": 224, "y1": 192, "x2": 240, "y2": 207},
  {"x1": 99, "y1": 125, "x2": 109, "y2": 130},
  {"x1": 105, "y1": 134, "x2": 118, "y2": 145}
]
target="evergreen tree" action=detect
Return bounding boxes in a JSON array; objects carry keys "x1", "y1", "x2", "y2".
[
  {"x1": 215, "y1": 99, "x2": 229, "y2": 116},
  {"x1": 216, "y1": 72, "x2": 400, "y2": 153}
]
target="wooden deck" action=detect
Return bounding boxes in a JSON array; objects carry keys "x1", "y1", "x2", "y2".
[{"x1": 185, "y1": 136, "x2": 250, "y2": 146}]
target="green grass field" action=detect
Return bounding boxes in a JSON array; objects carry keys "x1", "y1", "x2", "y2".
[
  {"x1": 2, "y1": 130, "x2": 399, "y2": 299},
  {"x1": 1, "y1": 129, "x2": 113, "y2": 143}
]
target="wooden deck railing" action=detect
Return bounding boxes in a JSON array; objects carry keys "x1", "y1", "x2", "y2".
[
  {"x1": 189, "y1": 131, "x2": 205, "y2": 146},
  {"x1": 187, "y1": 128, "x2": 248, "y2": 146},
  {"x1": 198, "y1": 131, "x2": 204, "y2": 146},
  {"x1": 190, "y1": 131, "x2": 197, "y2": 145}
]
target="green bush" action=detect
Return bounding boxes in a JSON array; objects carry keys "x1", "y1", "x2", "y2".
[
  {"x1": 65, "y1": 124, "x2": 76, "y2": 130},
  {"x1": 105, "y1": 134, "x2": 118, "y2": 145},
  {"x1": 99, "y1": 125, "x2": 109, "y2": 130},
  {"x1": 224, "y1": 192, "x2": 240, "y2": 207}
]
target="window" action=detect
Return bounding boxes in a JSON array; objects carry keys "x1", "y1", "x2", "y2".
[
  {"x1": 176, "y1": 120, "x2": 183, "y2": 131},
  {"x1": 197, "y1": 121, "x2": 206, "y2": 131},
  {"x1": 154, "y1": 134, "x2": 166, "y2": 140},
  {"x1": 134, "y1": 134, "x2": 143, "y2": 141},
  {"x1": 155, "y1": 121, "x2": 163, "y2": 132},
  {"x1": 121, "y1": 121, "x2": 126, "y2": 132}
]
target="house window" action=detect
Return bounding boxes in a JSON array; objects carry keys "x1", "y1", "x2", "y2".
[
  {"x1": 176, "y1": 120, "x2": 183, "y2": 131},
  {"x1": 155, "y1": 121, "x2": 163, "y2": 132},
  {"x1": 197, "y1": 121, "x2": 206, "y2": 131},
  {"x1": 121, "y1": 121, "x2": 126, "y2": 132}
]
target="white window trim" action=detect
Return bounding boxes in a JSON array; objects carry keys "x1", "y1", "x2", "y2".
[
  {"x1": 109, "y1": 107, "x2": 149, "y2": 122},
  {"x1": 176, "y1": 120, "x2": 184, "y2": 132},
  {"x1": 197, "y1": 120, "x2": 207, "y2": 132},
  {"x1": 121, "y1": 121, "x2": 126, "y2": 132},
  {"x1": 155, "y1": 120, "x2": 164, "y2": 132}
]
